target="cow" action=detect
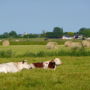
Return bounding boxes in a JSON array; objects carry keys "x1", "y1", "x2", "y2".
[
  {"x1": 0, "y1": 60, "x2": 30, "y2": 73},
  {"x1": 29, "y1": 58, "x2": 62, "y2": 70}
]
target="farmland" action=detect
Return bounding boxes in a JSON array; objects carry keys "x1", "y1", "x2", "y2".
[{"x1": 0, "y1": 43, "x2": 90, "y2": 90}]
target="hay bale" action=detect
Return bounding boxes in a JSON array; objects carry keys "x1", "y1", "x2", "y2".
[
  {"x1": 46, "y1": 42, "x2": 58, "y2": 49},
  {"x1": 15, "y1": 39, "x2": 20, "y2": 42},
  {"x1": 70, "y1": 42, "x2": 83, "y2": 49},
  {"x1": 64, "y1": 41, "x2": 72, "y2": 47},
  {"x1": 82, "y1": 40, "x2": 90, "y2": 47},
  {"x1": 2, "y1": 40, "x2": 10, "y2": 46}
]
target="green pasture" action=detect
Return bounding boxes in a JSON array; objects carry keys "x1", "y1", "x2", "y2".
[
  {"x1": 0, "y1": 56, "x2": 90, "y2": 90},
  {"x1": 0, "y1": 45, "x2": 90, "y2": 57},
  {"x1": 0, "y1": 45, "x2": 65, "y2": 55},
  {"x1": 0, "y1": 45, "x2": 90, "y2": 90},
  {"x1": 0, "y1": 38, "x2": 81, "y2": 45}
]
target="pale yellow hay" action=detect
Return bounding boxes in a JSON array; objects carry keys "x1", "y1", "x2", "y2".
[
  {"x1": 46, "y1": 42, "x2": 58, "y2": 49},
  {"x1": 2, "y1": 40, "x2": 10, "y2": 46},
  {"x1": 82, "y1": 40, "x2": 90, "y2": 47},
  {"x1": 70, "y1": 42, "x2": 83, "y2": 49},
  {"x1": 64, "y1": 41, "x2": 72, "y2": 47}
]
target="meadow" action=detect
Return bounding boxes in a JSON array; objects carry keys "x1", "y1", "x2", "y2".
[
  {"x1": 0, "y1": 38, "x2": 81, "y2": 45},
  {"x1": 0, "y1": 44, "x2": 90, "y2": 90}
]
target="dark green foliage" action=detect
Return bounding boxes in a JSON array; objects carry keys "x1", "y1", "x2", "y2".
[
  {"x1": 53, "y1": 27, "x2": 63, "y2": 38},
  {"x1": 64, "y1": 32, "x2": 75, "y2": 37},
  {"x1": 45, "y1": 32, "x2": 55, "y2": 38},
  {"x1": 79, "y1": 28, "x2": 90, "y2": 37},
  {"x1": 46, "y1": 27, "x2": 63, "y2": 38},
  {"x1": 9, "y1": 31, "x2": 17, "y2": 38},
  {"x1": 3, "y1": 32, "x2": 10, "y2": 38},
  {"x1": 0, "y1": 31, "x2": 17, "y2": 38}
]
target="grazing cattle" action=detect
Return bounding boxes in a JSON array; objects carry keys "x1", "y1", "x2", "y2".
[
  {"x1": 0, "y1": 60, "x2": 30, "y2": 73},
  {"x1": 29, "y1": 58, "x2": 62, "y2": 70}
]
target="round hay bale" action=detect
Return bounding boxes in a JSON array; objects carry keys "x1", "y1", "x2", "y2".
[
  {"x1": 70, "y1": 42, "x2": 82, "y2": 49},
  {"x1": 2, "y1": 40, "x2": 10, "y2": 46},
  {"x1": 82, "y1": 40, "x2": 90, "y2": 47},
  {"x1": 46, "y1": 42, "x2": 58, "y2": 49},
  {"x1": 64, "y1": 41, "x2": 72, "y2": 47}
]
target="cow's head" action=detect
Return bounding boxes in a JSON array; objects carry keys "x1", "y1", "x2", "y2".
[
  {"x1": 53, "y1": 58, "x2": 62, "y2": 66},
  {"x1": 18, "y1": 60, "x2": 30, "y2": 70}
]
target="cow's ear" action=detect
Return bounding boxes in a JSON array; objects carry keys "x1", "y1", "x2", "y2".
[
  {"x1": 22, "y1": 60, "x2": 25, "y2": 64},
  {"x1": 22, "y1": 60, "x2": 27, "y2": 64}
]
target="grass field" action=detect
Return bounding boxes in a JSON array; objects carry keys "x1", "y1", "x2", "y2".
[
  {"x1": 0, "y1": 45, "x2": 90, "y2": 90},
  {"x1": 0, "y1": 38, "x2": 82, "y2": 45}
]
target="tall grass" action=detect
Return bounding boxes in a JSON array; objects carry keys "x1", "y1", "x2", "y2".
[
  {"x1": 20, "y1": 49, "x2": 90, "y2": 57},
  {"x1": 0, "y1": 50, "x2": 15, "y2": 58},
  {"x1": 0, "y1": 57, "x2": 90, "y2": 90},
  {"x1": 0, "y1": 45, "x2": 90, "y2": 58}
]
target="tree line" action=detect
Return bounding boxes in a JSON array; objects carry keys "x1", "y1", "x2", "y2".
[{"x1": 0, "y1": 27, "x2": 90, "y2": 39}]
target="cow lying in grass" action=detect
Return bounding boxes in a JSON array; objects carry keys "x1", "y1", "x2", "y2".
[
  {"x1": 0, "y1": 60, "x2": 30, "y2": 73},
  {"x1": 29, "y1": 58, "x2": 62, "y2": 70}
]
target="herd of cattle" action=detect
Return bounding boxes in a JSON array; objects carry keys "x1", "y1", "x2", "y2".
[{"x1": 0, "y1": 58, "x2": 62, "y2": 73}]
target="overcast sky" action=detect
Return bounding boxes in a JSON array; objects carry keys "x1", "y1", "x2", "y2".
[{"x1": 0, "y1": 0, "x2": 90, "y2": 34}]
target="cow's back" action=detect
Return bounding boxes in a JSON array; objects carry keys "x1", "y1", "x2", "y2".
[{"x1": 0, "y1": 62, "x2": 18, "y2": 73}]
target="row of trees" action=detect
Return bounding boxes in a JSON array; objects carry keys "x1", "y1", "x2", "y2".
[
  {"x1": 0, "y1": 31, "x2": 17, "y2": 38},
  {"x1": 0, "y1": 31, "x2": 39, "y2": 38},
  {"x1": 0, "y1": 27, "x2": 90, "y2": 39}
]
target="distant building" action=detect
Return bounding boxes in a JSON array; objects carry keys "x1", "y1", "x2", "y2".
[
  {"x1": 62, "y1": 36, "x2": 73, "y2": 39},
  {"x1": 74, "y1": 35, "x2": 84, "y2": 40}
]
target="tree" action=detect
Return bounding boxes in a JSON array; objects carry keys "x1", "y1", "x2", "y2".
[
  {"x1": 53, "y1": 27, "x2": 63, "y2": 38},
  {"x1": 45, "y1": 27, "x2": 63, "y2": 38},
  {"x1": 45, "y1": 32, "x2": 55, "y2": 38},
  {"x1": 0, "y1": 35, "x2": 4, "y2": 38},
  {"x1": 9, "y1": 30, "x2": 17, "y2": 38},
  {"x1": 64, "y1": 32, "x2": 75, "y2": 37},
  {"x1": 3, "y1": 32, "x2": 9, "y2": 38},
  {"x1": 79, "y1": 28, "x2": 90, "y2": 37}
]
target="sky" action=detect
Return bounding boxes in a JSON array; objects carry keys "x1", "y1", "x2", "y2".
[{"x1": 0, "y1": 0, "x2": 90, "y2": 34}]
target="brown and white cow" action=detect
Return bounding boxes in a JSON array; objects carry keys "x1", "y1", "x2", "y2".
[
  {"x1": 29, "y1": 58, "x2": 62, "y2": 70},
  {"x1": 0, "y1": 60, "x2": 30, "y2": 73}
]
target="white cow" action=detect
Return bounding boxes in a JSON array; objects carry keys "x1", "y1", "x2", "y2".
[{"x1": 0, "y1": 60, "x2": 30, "y2": 73}]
